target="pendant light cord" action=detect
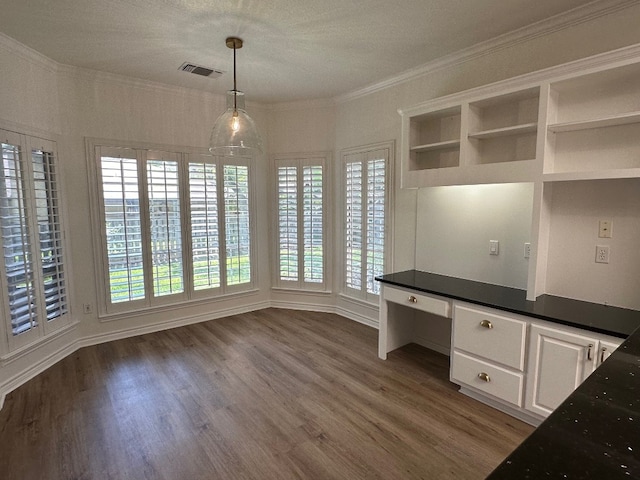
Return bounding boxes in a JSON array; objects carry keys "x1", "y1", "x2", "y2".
[{"x1": 233, "y1": 45, "x2": 237, "y2": 113}]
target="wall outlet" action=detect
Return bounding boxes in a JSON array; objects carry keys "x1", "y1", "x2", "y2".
[
  {"x1": 595, "y1": 245, "x2": 610, "y2": 264},
  {"x1": 524, "y1": 242, "x2": 531, "y2": 259},
  {"x1": 83, "y1": 303, "x2": 93, "y2": 314}
]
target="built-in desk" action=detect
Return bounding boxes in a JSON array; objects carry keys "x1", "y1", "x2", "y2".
[
  {"x1": 376, "y1": 270, "x2": 639, "y2": 351},
  {"x1": 376, "y1": 270, "x2": 640, "y2": 477}
]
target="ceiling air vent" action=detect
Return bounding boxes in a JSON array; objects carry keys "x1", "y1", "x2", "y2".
[{"x1": 179, "y1": 62, "x2": 224, "y2": 78}]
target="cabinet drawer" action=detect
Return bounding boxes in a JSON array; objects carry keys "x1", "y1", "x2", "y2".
[
  {"x1": 451, "y1": 351, "x2": 524, "y2": 407},
  {"x1": 383, "y1": 286, "x2": 451, "y2": 318},
  {"x1": 453, "y1": 305, "x2": 527, "y2": 370}
]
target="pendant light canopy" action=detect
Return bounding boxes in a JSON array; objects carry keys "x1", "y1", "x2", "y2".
[{"x1": 209, "y1": 37, "x2": 263, "y2": 157}]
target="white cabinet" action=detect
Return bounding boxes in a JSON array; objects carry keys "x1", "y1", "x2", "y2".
[
  {"x1": 399, "y1": 87, "x2": 540, "y2": 188},
  {"x1": 525, "y1": 323, "x2": 621, "y2": 417},
  {"x1": 450, "y1": 302, "x2": 623, "y2": 424},
  {"x1": 400, "y1": 48, "x2": 640, "y2": 311},
  {"x1": 450, "y1": 303, "x2": 528, "y2": 408}
]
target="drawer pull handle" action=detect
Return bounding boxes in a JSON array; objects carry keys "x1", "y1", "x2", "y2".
[
  {"x1": 600, "y1": 347, "x2": 607, "y2": 364},
  {"x1": 479, "y1": 319, "x2": 493, "y2": 329},
  {"x1": 408, "y1": 295, "x2": 418, "y2": 303},
  {"x1": 587, "y1": 343, "x2": 593, "y2": 361},
  {"x1": 478, "y1": 372, "x2": 491, "y2": 382}
]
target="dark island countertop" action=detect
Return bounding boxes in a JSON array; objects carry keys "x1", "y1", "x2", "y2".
[
  {"x1": 375, "y1": 270, "x2": 640, "y2": 479},
  {"x1": 375, "y1": 269, "x2": 640, "y2": 338},
  {"x1": 487, "y1": 327, "x2": 640, "y2": 478}
]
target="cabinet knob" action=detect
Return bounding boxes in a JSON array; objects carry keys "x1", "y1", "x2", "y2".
[
  {"x1": 479, "y1": 319, "x2": 493, "y2": 329},
  {"x1": 477, "y1": 372, "x2": 491, "y2": 382},
  {"x1": 408, "y1": 295, "x2": 417, "y2": 303},
  {"x1": 587, "y1": 343, "x2": 594, "y2": 361}
]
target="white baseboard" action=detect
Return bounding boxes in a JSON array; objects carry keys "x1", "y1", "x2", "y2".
[
  {"x1": 457, "y1": 386, "x2": 542, "y2": 427},
  {"x1": 334, "y1": 305, "x2": 379, "y2": 329},
  {"x1": 77, "y1": 301, "x2": 271, "y2": 349}
]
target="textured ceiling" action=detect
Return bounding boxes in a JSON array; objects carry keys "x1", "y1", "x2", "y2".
[{"x1": 0, "y1": 0, "x2": 617, "y2": 103}]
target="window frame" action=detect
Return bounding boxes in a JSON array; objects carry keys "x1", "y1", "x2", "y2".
[
  {"x1": 0, "y1": 128, "x2": 72, "y2": 352},
  {"x1": 89, "y1": 139, "x2": 257, "y2": 317},
  {"x1": 271, "y1": 152, "x2": 330, "y2": 292},
  {"x1": 340, "y1": 141, "x2": 394, "y2": 305}
]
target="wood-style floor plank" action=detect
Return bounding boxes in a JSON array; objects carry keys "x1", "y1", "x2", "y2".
[{"x1": 0, "y1": 308, "x2": 533, "y2": 479}]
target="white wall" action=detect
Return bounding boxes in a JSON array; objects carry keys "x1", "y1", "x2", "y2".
[
  {"x1": 545, "y1": 179, "x2": 640, "y2": 310},
  {"x1": 415, "y1": 183, "x2": 534, "y2": 289}
]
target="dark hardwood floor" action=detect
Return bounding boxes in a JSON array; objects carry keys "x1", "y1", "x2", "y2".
[{"x1": 0, "y1": 308, "x2": 533, "y2": 479}]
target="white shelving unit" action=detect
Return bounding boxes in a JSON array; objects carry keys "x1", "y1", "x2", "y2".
[{"x1": 399, "y1": 45, "x2": 640, "y2": 308}]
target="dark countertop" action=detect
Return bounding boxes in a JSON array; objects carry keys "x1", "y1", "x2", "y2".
[
  {"x1": 487, "y1": 327, "x2": 640, "y2": 479},
  {"x1": 375, "y1": 269, "x2": 640, "y2": 479},
  {"x1": 375, "y1": 269, "x2": 640, "y2": 338}
]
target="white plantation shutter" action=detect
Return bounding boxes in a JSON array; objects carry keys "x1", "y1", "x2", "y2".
[
  {"x1": 32, "y1": 146, "x2": 68, "y2": 321},
  {"x1": 147, "y1": 155, "x2": 184, "y2": 297},
  {"x1": 345, "y1": 159, "x2": 363, "y2": 291},
  {"x1": 188, "y1": 160, "x2": 221, "y2": 291},
  {"x1": 0, "y1": 138, "x2": 38, "y2": 336},
  {"x1": 100, "y1": 152, "x2": 145, "y2": 304},
  {"x1": 224, "y1": 164, "x2": 251, "y2": 286},
  {"x1": 343, "y1": 145, "x2": 390, "y2": 301},
  {"x1": 366, "y1": 158, "x2": 385, "y2": 295},
  {"x1": 0, "y1": 130, "x2": 70, "y2": 350},
  {"x1": 95, "y1": 145, "x2": 255, "y2": 313},
  {"x1": 302, "y1": 165, "x2": 323, "y2": 283},
  {"x1": 274, "y1": 156, "x2": 326, "y2": 289},
  {"x1": 278, "y1": 166, "x2": 298, "y2": 281}
]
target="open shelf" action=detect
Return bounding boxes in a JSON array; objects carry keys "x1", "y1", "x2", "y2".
[
  {"x1": 543, "y1": 168, "x2": 640, "y2": 182},
  {"x1": 469, "y1": 123, "x2": 537, "y2": 139},
  {"x1": 411, "y1": 139, "x2": 461, "y2": 152},
  {"x1": 548, "y1": 111, "x2": 640, "y2": 133}
]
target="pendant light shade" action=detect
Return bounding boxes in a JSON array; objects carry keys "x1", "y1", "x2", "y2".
[{"x1": 209, "y1": 37, "x2": 263, "y2": 157}]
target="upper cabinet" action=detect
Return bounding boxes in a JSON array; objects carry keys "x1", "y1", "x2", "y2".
[{"x1": 399, "y1": 47, "x2": 640, "y2": 188}]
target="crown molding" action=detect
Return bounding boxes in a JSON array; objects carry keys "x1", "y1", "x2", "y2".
[
  {"x1": 0, "y1": 32, "x2": 58, "y2": 73},
  {"x1": 397, "y1": 41, "x2": 640, "y2": 117},
  {"x1": 336, "y1": 0, "x2": 640, "y2": 104}
]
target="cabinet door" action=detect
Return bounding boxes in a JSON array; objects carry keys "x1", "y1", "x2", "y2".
[{"x1": 525, "y1": 324, "x2": 597, "y2": 417}]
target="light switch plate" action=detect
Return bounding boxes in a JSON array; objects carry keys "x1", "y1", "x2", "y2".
[{"x1": 490, "y1": 240, "x2": 499, "y2": 256}]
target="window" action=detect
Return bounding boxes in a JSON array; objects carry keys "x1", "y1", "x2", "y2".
[
  {"x1": 0, "y1": 129, "x2": 69, "y2": 350},
  {"x1": 342, "y1": 143, "x2": 392, "y2": 302},
  {"x1": 273, "y1": 154, "x2": 327, "y2": 290},
  {"x1": 94, "y1": 144, "x2": 254, "y2": 314}
]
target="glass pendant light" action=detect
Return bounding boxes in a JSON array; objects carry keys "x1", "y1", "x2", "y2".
[{"x1": 209, "y1": 37, "x2": 264, "y2": 156}]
